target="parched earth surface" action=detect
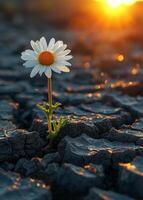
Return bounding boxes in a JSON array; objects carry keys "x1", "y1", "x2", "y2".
[{"x1": 0, "y1": 10, "x2": 143, "y2": 200}]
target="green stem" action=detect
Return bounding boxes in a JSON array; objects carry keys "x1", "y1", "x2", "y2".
[{"x1": 48, "y1": 78, "x2": 53, "y2": 133}]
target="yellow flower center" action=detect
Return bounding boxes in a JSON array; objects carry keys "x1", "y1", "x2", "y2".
[{"x1": 38, "y1": 51, "x2": 54, "y2": 66}]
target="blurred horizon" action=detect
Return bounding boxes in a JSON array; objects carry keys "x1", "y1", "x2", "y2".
[
  {"x1": 1, "y1": 0, "x2": 143, "y2": 73},
  {"x1": 1, "y1": 0, "x2": 143, "y2": 23}
]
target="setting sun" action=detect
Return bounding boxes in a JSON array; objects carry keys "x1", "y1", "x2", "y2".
[
  {"x1": 107, "y1": 0, "x2": 123, "y2": 8},
  {"x1": 107, "y1": 0, "x2": 136, "y2": 8}
]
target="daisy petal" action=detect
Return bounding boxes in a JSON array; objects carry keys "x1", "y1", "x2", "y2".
[
  {"x1": 36, "y1": 41, "x2": 42, "y2": 51},
  {"x1": 30, "y1": 40, "x2": 41, "y2": 53},
  {"x1": 52, "y1": 41, "x2": 63, "y2": 51},
  {"x1": 45, "y1": 68, "x2": 52, "y2": 78},
  {"x1": 39, "y1": 66, "x2": 47, "y2": 76},
  {"x1": 57, "y1": 66, "x2": 70, "y2": 72},
  {"x1": 54, "y1": 47, "x2": 63, "y2": 54},
  {"x1": 56, "y1": 61, "x2": 72, "y2": 66},
  {"x1": 21, "y1": 51, "x2": 36, "y2": 58},
  {"x1": 30, "y1": 65, "x2": 40, "y2": 78},
  {"x1": 30, "y1": 40, "x2": 36, "y2": 50},
  {"x1": 22, "y1": 50, "x2": 36, "y2": 57},
  {"x1": 56, "y1": 55, "x2": 73, "y2": 61},
  {"x1": 51, "y1": 66, "x2": 61, "y2": 74},
  {"x1": 23, "y1": 60, "x2": 37, "y2": 68},
  {"x1": 61, "y1": 44, "x2": 67, "y2": 51},
  {"x1": 40, "y1": 37, "x2": 48, "y2": 50},
  {"x1": 64, "y1": 55, "x2": 73, "y2": 60},
  {"x1": 37, "y1": 40, "x2": 43, "y2": 51},
  {"x1": 57, "y1": 49, "x2": 71, "y2": 56},
  {"x1": 48, "y1": 38, "x2": 55, "y2": 50},
  {"x1": 21, "y1": 54, "x2": 36, "y2": 61}
]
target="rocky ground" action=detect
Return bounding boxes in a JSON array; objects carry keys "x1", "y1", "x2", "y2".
[{"x1": 0, "y1": 10, "x2": 143, "y2": 200}]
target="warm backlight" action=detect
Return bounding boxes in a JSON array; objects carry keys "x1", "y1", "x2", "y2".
[
  {"x1": 107, "y1": 0, "x2": 123, "y2": 8},
  {"x1": 107, "y1": 0, "x2": 135, "y2": 8}
]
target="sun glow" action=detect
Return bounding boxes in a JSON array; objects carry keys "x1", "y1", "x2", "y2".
[
  {"x1": 107, "y1": 0, "x2": 123, "y2": 8},
  {"x1": 100, "y1": 0, "x2": 136, "y2": 19},
  {"x1": 107, "y1": 0, "x2": 135, "y2": 8}
]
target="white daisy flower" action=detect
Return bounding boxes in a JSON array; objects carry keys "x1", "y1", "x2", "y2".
[{"x1": 21, "y1": 37, "x2": 73, "y2": 78}]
